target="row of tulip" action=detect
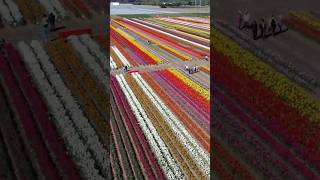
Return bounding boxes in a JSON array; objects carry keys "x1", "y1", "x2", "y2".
[
  {"x1": 37, "y1": 0, "x2": 66, "y2": 19},
  {"x1": 169, "y1": 68, "x2": 209, "y2": 100},
  {"x1": 16, "y1": 0, "x2": 43, "y2": 24},
  {"x1": 83, "y1": 0, "x2": 105, "y2": 14},
  {"x1": 150, "y1": 71, "x2": 210, "y2": 134},
  {"x1": 0, "y1": 44, "x2": 62, "y2": 179},
  {"x1": 132, "y1": 72, "x2": 210, "y2": 177},
  {"x1": 213, "y1": 51, "x2": 320, "y2": 174},
  {"x1": 113, "y1": 19, "x2": 192, "y2": 61},
  {"x1": 155, "y1": 17, "x2": 210, "y2": 30},
  {"x1": 45, "y1": 40, "x2": 110, "y2": 150},
  {"x1": 18, "y1": 40, "x2": 109, "y2": 179},
  {"x1": 140, "y1": 72, "x2": 210, "y2": 151},
  {"x1": 173, "y1": 16, "x2": 210, "y2": 24},
  {"x1": 111, "y1": 25, "x2": 163, "y2": 64},
  {"x1": 129, "y1": 18, "x2": 210, "y2": 53},
  {"x1": 115, "y1": 74, "x2": 184, "y2": 179},
  {"x1": 285, "y1": 11, "x2": 320, "y2": 42},
  {"x1": 67, "y1": 35, "x2": 108, "y2": 92},
  {"x1": 125, "y1": 74, "x2": 203, "y2": 178},
  {"x1": 0, "y1": 0, "x2": 23, "y2": 25},
  {"x1": 111, "y1": 76, "x2": 166, "y2": 179},
  {"x1": 110, "y1": 102, "x2": 142, "y2": 179},
  {"x1": 79, "y1": 34, "x2": 109, "y2": 73},
  {"x1": 212, "y1": 28, "x2": 320, "y2": 122},
  {"x1": 138, "y1": 18, "x2": 210, "y2": 46},
  {"x1": 289, "y1": 11, "x2": 320, "y2": 32},
  {"x1": 213, "y1": 98, "x2": 303, "y2": 179},
  {"x1": 111, "y1": 45, "x2": 131, "y2": 67},
  {"x1": 0, "y1": 84, "x2": 38, "y2": 180},
  {"x1": 145, "y1": 18, "x2": 210, "y2": 39}
]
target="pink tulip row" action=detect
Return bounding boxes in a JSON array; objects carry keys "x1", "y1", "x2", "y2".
[{"x1": 0, "y1": 43, "x2": 80, "y2": 179}]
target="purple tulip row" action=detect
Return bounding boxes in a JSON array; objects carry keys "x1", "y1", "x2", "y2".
[
  {"x1": 150, "y1": 71, "x2": 210, "y2": 134},
  {"x1": 111, "y1": 76, "x2": 166, "y2": 179}
]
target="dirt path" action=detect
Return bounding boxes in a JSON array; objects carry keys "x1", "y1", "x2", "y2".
[{"x1": 111, "y1": 59, "x2": 210, "y2": 75}]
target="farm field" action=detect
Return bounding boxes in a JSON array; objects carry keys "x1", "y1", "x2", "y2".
[
  {"x1": 0, "y1": 0, "x2": 109, "y2": 178},
  {"x1": 110, "y1": 16, "x2": 210, "y2": 179},
  {"x1": 212, "y1": 0, "x2": 320, "y2": 178}
]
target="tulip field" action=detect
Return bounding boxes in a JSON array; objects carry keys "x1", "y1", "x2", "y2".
[
  {"x1": 212, "y1": 13, "x2": 320, "y2": 179},
  {"x1": 110, "y1": 16, "x2": 210, "y2": 179},
  {"x1": 0, "y1": 0, "x2": 106, "y2": 26},
  {"x1": 0, "y1": 32, "x2": 111, "y2": 179}
]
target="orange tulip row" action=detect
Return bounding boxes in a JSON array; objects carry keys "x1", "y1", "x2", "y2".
[
  {"x1": 16, "y1": 0, "x2": 43, "y2": 24},
  {"x1": 125, "y1": 75, "x2": 206, "y2": 179},
  {"x1": 46, "y1": 40, "x2": 109, "y2": 147}
]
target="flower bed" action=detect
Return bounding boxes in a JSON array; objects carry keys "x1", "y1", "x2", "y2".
[{"x1": 212, "y1": 29, "x2": 320, "y2": 123}]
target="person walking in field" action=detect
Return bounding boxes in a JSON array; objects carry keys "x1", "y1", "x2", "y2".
[
  {"x1": 242, "y1": 10, "x2": 251, "y2": 29},
  {"x1": 259, "y1": 18, "x2": 267, "y2": 38},
  {"x1": 269, "y1": 15, "x2": 277, "y2": 36},
  {"x1": 251, "y1": 20, "x2": 258, "y2": 40},
  {"x1": 278, "y1": 15, "x2": 283, "y2": 32},
  {"x1": 40, "y1": 14, "x2": 49, "y2": 42},
  {"x1": 48, "y1": 12, "x2": 56, "y2": 31},
  {"x1": 236, "y1": 10, "x2": 243, "y2": 29}
]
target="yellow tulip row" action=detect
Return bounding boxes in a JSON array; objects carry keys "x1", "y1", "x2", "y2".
[
  {"x1": 169, "y1": 69, "x2": 210, "y2": 101},
  {"x1": 212, "y1": 29, "x2": 320, "y2": 122},
  {"x1": 125, "y1": 75, "x2": 206, "y2": 179},
  {"x1": 145, "y1": 18, "x2": 210, "y2": 39},
  {"x1": 113, "y1": 19, "x2": 192, "y2": 61},
  {"x1": 111, "y1": 25, "x2": 163, "y2": 64},
  {"x1": 17, "y1": 0, "x2": 43, "y2": 24},
  {"x1": 46, "y1": 40, "x2": 110, "y2": 146},
  {"x1": 289, "y1": 11, "x2": 320, "y2": 31}
]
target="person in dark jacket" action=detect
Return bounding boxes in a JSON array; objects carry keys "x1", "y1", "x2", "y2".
[
  {"x1": 251, "y1": 20, "x2": 258, "y2": 40},
  {"x1": 259, "y1": 18, "x2": 267, "y2": 38},
  {"x1": 270, "y1": 15, "x2": 277, "y2": 36},
  {"x1": 48, "y1": 12, "x2": 56, "y2": 30}
]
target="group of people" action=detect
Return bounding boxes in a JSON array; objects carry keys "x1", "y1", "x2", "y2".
[
  {"x1": 40, "y1": 12, "x2": 56, "y2": 42},
  {"x1": 185, "y1": 66, "x2": 199, "y2": 74},
  {"x1": 237, "y1": 10, "x2": 287, "y2": 40}
]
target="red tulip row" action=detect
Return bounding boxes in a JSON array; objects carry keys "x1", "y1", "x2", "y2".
[
  {"x1": 213, "y1": 50, "x2": 320, "y2": 176},
  {"x1": 284, "y1": 16, "x2": 320, "y2": 42},
  {"x1": 111, "y1": 76, "x2": 165, "y2": 179},
  {"x1": 158, "y1": 70, "x2": 209, "y2": 115},
  {"x1": 140, "y1": 72, "x2": 210, "y2": 152},
  {"x1": 110, "y1": 27, "x2": 158, "y2": 65},
  {"x1": 121, "y1": 18, "x2": 208, "y2": 59},
  {"x1": 132, "y1": 18, "x2": 210, "y2": 47},
  {"x1": 0, "y1": 43, "x2": 78, "y2": 179},
  {"x1": 60, "y1": 0, "x2": 92, "y2": 18},
  {"x1": 0, "y1": 82, "x2": 37, "y2": 179},
  {"x1": 83, "y1": 0, "x2": 106, "y2": 13},
  {"x1": 213, "y1": 137, "x2": 255, "y2": 180},
  {"x1": 110, "y1": 35, "x2": 139, "y2": 66}
]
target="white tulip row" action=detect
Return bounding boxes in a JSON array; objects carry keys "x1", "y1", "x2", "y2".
[
  {"x1": 130, "y1": 18, "x2": 210, "y2": 51},
  {"x1": 112, "y1": 46, "x2": 130, "y2": 67},
  {"x1": 132, "y1": 73, "x2": 210, "y2": 178},
  {"x1": 18, "y1": 40, "x2": 108, "y2": 179},
  {"x1": 115, "y1": 74, "x2": 184, "y2": 180},
  {"x1": 79, "y1": 34, "x2": 109, "y2": 73},
  {"x1": 67, "y1": 35, "x2": 108, "y2": 91},
  {"x1": 0, "y1": 0, "x2": 23, "y2": 25},
  {"x1": 156, "y1": 17, "x2": 210, "y2": 30},
  {"x1": 38, "y1": 0, "x2": 67, "y2": 18},
  {"x1": 110, "y1": 56, "x2": 117, "y2": 69}
]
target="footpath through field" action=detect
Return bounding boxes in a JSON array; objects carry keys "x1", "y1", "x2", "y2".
[{"x1": 111, "y1": 59, "x2": 210, "y2": 75}]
